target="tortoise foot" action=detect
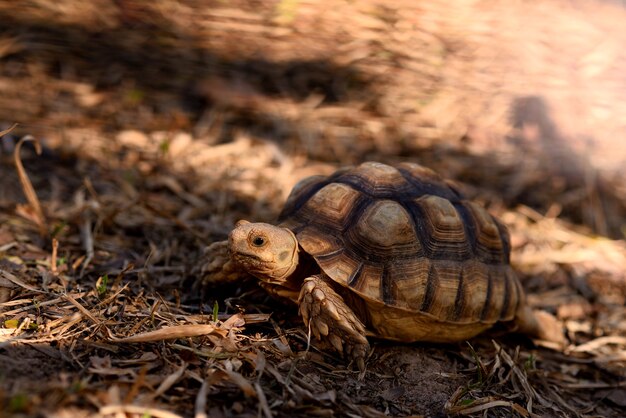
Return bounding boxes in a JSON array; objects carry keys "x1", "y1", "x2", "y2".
[{"x1": 298, "y1": 275, "x2": 370, "y2": 370}]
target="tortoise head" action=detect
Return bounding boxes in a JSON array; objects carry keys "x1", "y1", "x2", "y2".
[{"x1": 228, "y1": 220, "x2": 299, "y2": 284}]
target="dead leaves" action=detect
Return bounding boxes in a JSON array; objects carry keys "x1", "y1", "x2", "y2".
[
  {"x1": 111, "y1": 324, "x2": 219, "y2": 343},
  {"x1": 446, "y1": 341, "x2": 572, "y2": 417},
  {"x1": 1, "y1": 2, "x2": 625, "y2": 416}
]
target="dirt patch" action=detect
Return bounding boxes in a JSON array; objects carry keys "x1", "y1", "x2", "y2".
[
  {"x1": 1, "y1": 344, "x2": 74, "y2": 383},
  {"x1": 359, "y1": 345, "x2": 463, "y2": 416}
]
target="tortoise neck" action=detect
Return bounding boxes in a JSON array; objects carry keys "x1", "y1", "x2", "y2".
[{"x1": 272, "y1": 250, "x2": 318, "y2": 292}]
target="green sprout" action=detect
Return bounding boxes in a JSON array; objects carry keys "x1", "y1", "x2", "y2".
[
  {"x1": 97, "y1": 274, "x2": 109, "y2": 296},
  {"x1": 524, "y1": 353, "x2": 536, "y2": 371},
  {"x1": 213, "y1": 301, "x2": 219, "y2": 322},
  {"x1": 466, "y1": 342, "x2": 485, "y2": 386},
  {"x1": 126, "y1": 89, "x2": 145, "y2": 104},
  {"x1": 8, "y1": 393, "x2": 29, "y2": 413}
]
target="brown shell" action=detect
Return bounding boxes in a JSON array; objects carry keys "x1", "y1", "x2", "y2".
[{"x1": 279, "y1": 162, "x2": 523, "y2": 327}]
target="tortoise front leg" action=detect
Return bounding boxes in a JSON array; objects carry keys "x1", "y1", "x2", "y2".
[
  {"x1": 298, "y1": 274, "x2": 370, "y2": 370},
  {"x1": 197, "y1": 240, "x2": 248, "y2": 286}
]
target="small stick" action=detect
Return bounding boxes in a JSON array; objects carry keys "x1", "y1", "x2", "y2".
[
  {"x1": 12, "y1": 133, "x2": 47, "y2": 236},
  {"x1": 79, "y1": 215, "x2": 94, "y2": 278},
  {"x1": 194, "y1": 379, "x2": 209, "y2": 418},
  {"x1": 51, "y1": 238, "x2": 59, "y2": 274},
  {"x1": 0, "y1": 124, "x2": 18, "y2": 138}
]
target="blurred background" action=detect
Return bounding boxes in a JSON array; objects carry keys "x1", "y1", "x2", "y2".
[
  {"x1": 1, "y1": 1, "x2": 626, "y2": 416},
  {"x1": 1, "y1": 0, "x2": 625, "y2": 238}
]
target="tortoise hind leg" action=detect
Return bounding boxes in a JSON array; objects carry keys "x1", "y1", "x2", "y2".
[
  {"x1": 298, "y1": 275, "x2": 370, "y2": 370},
  {"x1": 515, "y1": 305, "x2": 566, "y2": 346}
]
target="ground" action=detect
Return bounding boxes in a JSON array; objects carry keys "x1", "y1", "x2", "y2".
[{"x1": 0, "y1": 1, "x2": 625, "y2": 417}]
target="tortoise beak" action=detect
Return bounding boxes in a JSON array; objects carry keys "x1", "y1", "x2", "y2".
[{"x1": 231, "y1": 250, "x2": 265, "y2": 263}]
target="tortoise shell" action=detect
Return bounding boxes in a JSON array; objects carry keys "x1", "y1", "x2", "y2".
[{"x1": 278, "y1": 162, "x2": 524, "y2": 333}]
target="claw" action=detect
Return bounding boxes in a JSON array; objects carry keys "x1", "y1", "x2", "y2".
[
  {"x1": 298, "y1": 275, "x2": 368, "y2": 368},
  {"x1": 302, "y1": 279, "x2": 316, "y2": 292},
  {"x1": 311, "y1": 323, "x2": 321, "y2": 340},
  {"x1": 355, "y1": 332, "x2": 369, "y2": 345},
  {"x1": 312, "y1": 288, "x2": 325, "y2": 301},
  {"x1": 356, "y1": 356, "x2": 365, "y2": 372},
  {"x1": 329, "y1": 334, "x2": 343, "y2": 353},
  {"x1": 314, "y1": 318, "x2": 329, "y2": 336},
  {"x1": 324, "y1": 300, "x2": 341, "y2": 321},
  {"x1": 336, "y1": 317, "x2": 357, "y2": 334}
]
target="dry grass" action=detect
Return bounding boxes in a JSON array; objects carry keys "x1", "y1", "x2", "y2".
[
  {"x1": 1, "y1": 0, "x2": 626, "y2": 417},
  {"x1": 2, "y1": 130, "x2": 625, "y2": 417}
]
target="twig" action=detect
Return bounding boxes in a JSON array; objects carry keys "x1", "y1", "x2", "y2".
[
  {"x1": 152, "y1": 362, "x2": 187, "y2": 399},
  {"x1": 0, "y1": 123, "x2": 18, "y2": 138},
  {"x1": 0, "y1": 296, "x2": 79, "y2": 317},
  {"x1": 63, "y1": 294, "x2": 101, "y2": 326},
  {"x1": 11, "y1": 133, "x2": 47, "y2": 236},
  {"x1": 98, "y1": 405, "x2": 183, "y2": 418},
  {"x1": 0, "y1": 270, "x2": 43, "y2": 293},
  {"x1": 569, "y1": 336, "x2": 626, "y2": 353},
  {"x1": 79, "y1": 214, "x2": 94, "y2": 277},
  {"x1": 255, "y1": 381, "x2": 274, "y2": 418},
  {"x1": 110, "y1": 324, "x2": 218, "y2": 343},
  {"x1": 51, "y1": 238, "x2": 59, "y2": 274},
  {"x1": 194, "y1": 379, "x2": 209, "y2": 418}
]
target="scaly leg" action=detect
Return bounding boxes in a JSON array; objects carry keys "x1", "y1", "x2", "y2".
[
  {"x1": 515, "y1": 305, "x2": 566, "y2": 347},
  {"x1": 298, "y1": 274, "x2": 370, "y2": 370},
  {"x1": 197, "y1": 240, "x2": 249, "y2": 286}
]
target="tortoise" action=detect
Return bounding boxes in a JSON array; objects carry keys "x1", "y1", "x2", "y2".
[{"x1": 203, "y1": 162, "x2": 563, "y2": 369}]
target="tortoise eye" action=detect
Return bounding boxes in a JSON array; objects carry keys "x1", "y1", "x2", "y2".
[{"x1": 251, "y1": 236, "x2": 267, "y2": 247}]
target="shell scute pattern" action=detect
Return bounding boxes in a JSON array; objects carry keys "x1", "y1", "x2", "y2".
[
  {"x1": 459, "y1": 261, "x2": 491, "y2": 320},
  {"x1": 386, "y1": 257, "x2": 431, "y2": 308},
  {"x1": 463, "y1": 201, "x2": 508, "y2": 264},
  {"x1": 415, "y1": 195, "x2": 471, "y2": 260},
  {"x1": 299, "y1": 182, "x2": 361, "y2": 231},
  {"x1": 352, "y1": 200, "x2": 420, "y2": 256},
  {"x1": 340, "y1": 162, "x2": 414, "y2": 197},
  {"x1": 278, "y1": 162, "x2": 520, "y2": 325},
  {"x1": 353, "y1": 264, "x2": 385, "y2": 301}
]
